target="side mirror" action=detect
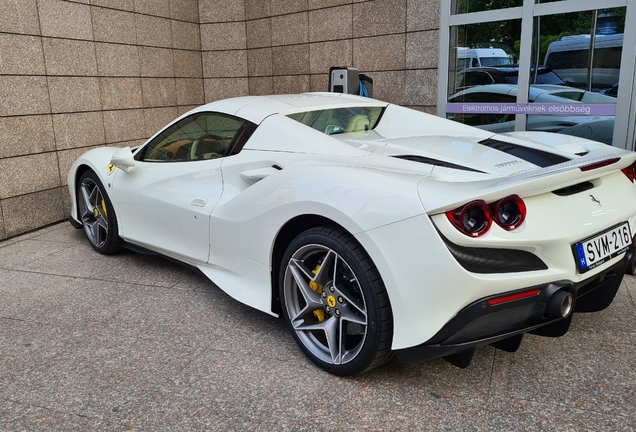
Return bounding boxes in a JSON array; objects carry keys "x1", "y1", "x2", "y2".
[{"x1": 110, "y1": 147, "x2": 135, "y2": 173}]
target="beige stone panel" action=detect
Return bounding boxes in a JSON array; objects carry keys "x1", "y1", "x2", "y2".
[
  {"x1": 172, "y1": 21, "x2": 201, "y2": 51},
  {"x1": 309, "y1": 40, "x2": 352, "y2": 74},
  {"x1": 0, "y1": 76, "x2": 50, "y2": 116},
  {"x1": 136, "y1": 14, "x2": 173, "y2": 48},
  {"x1": 404, "y1": 68, "x2": 437, "y2": 106},
  {"x1": 370, "y1": 70, "x2": 405, "y2": 105},
  {"x1": 201, "y1": 22, "x2": 247, "y2": 51},
  {"x1": 353, "y1": 34, "x2": 405, "y2": 72},
  {"x1": 199, "y1": 0, "x2": 244, "y2": 23},
  {"x1": 176, "y1": 78, "x2": 204, "y2": 105},
  {"x1": 309, "y1": 73, "x2": 329, "y2": 92},
  {"x1": 248, "y1": 77, "x2": 273, "y2": 95},
  {"x1": 141, "y1": 78, "x2": 178, "y2": 107},
  {"x1": 52, "y1": 112, "x2": 106, "y2": 150},
  {"x1": 92, "y1": 7, "x2": 137, "y2": 44},
  {"x1": 244, "y1": 0, "x2": 270, "y2": 20},
  {"x1": 134, "y1": 0, "x2": 170, "y2": 17},
  {"x1": 144, "y1": 107, "x2": 179, "y2": 137},
  {"x1": 271, "y1": 0, "x2": 307, "y2": 15},
  {"x1": 406, "y1": 30, "x2": 439, "y2": 69},
  {"x1": 407, "y1": 0, "x2": 439, "y2": 32},
  {"x1": 0, "y1": 0, "x2": 40, "y2": 34},
  {"x1": 173, "y1": 50, "x2": 203, "y2": 78},
  {"x1": 177, "y1": 105, "x2": 199, "y2": 116},
  {"x1": 203, "y1": 51, "x2": 247, "y2": 78},
  {"x1": 43, "y1": 38, "x2": 98, "y2": 76},
  {"x1": 47, "y1": 77, "x2": 101, "y2": 114},
  {"x1": 245, "y1": 18, "x2": 271, "y2": 49},
  {"x1": 0, "y1": 152, "x2": 61, "y2": 199},
  {"x1": 272, "y1": 75, "x2": 310, "y2": 94},
  {"x1": 308, "y1": 5, "x2": 352, "y2": 42},
  {"x1": 100, "y1": 78, "x2": 143, "y2": 110},
  {"x1": 103, "y1": 109, "x2": 147, "y2": 143},
  {"x1": 1, "y1": 187, "x2": 66, "y2": 237},
  {"x1": 272, "y1": 13, "x2": 308, "y2": 46},
  {"x1": 203, "y1": 78, "x2": 249, "y2": 103},
  {"x1": 139, "y1": 47, "x2": 175, "y2": 78},
  {"x1": 170, "y1": 0, "x2": 199, "y2": 22},
  {"x1": 247, "y1": 48, "x2": 272, "y2": 77},
  {"x1": 0, "y1": 115, "x2": 56, "y2": 158},
  {"x1": 309, "y1": 0, "x2": 352, "y2": 8},
  {"x1": 0, "y1": 34, "x2": 46, "y2": 75},
  {"x1": 57, "y1": 145, "x2": 100, "y2": 187},
  {"x1": 95, "y1": 42, "x2": 141, "y2": 77},
  {"x1": 353, "y1": 0, "x2": 406, "y2": 38},
  {"x1": 38, "y1": 0, "x2": 93, "y2": 40},
  {"x1": 272, "y1": 45, "x2": 309, "y2": 76},
  {"x1": 91, "y1": 0, "x2": 135, "y2": 11}
]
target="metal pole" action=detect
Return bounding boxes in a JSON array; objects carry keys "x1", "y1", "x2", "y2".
[{"x1": 587, "y1": 10, "x2": 598, "y2": 91}]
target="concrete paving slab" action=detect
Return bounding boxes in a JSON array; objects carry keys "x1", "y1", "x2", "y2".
[
  {"x1": 490, "y1": 331, "x2": 636, "y2": 417},
  {"x1": 21, "y1": 241, "x2": 192, "y2": 288},
  {"x1": 484, "y1": 396, "x2": 634, "y2": 431},
  {"x1": 0, "y1": 398, "x2": 112, "y2": 432},
  {"x1": 0, "y1": 238, "x2": 75, "y2": 269}
]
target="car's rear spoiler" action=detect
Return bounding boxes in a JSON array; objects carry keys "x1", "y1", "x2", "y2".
[{"x1": 419, "y1": 148, "x2": 636, "y2": 214}]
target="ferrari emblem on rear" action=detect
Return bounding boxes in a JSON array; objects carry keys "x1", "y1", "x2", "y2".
[
  {"x1": 589, "y1": 194, "x2": 601, "y2": 207},
  {"x1": 107, "y1": 164, "x2": 115, "y2": 175}
]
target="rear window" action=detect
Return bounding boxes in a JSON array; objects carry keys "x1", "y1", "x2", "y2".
[{"x1": 287, "y1": 106, "x2": 385, "y2": 135}]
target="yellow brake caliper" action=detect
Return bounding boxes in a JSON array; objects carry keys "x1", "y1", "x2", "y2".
[
  {"x1": 100, "y1": 199, "x2": 108, "y2": 233},
  {"x1": 310, "y1": 265, "x2": 325, "y2": 322}
]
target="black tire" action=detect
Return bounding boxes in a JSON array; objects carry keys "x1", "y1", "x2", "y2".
[
  {"x1": 77, "y1": 170, "x2": 123, "y2": 254},
  {"x1": 279, "y1": 225, "x2": 393, "y2": 376}
]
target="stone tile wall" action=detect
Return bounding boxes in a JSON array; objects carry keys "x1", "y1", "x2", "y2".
[
  {"x1": 235, "y1": 0, "x2": 440, "y2": 109},
  {"x1": 0, "y1": 0, "x2": 440, "y2": 239},
  {"x1": 0, "y1": 0, "x2": 204, "y2": 239}
]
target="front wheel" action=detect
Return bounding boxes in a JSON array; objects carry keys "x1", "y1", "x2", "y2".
[
  {"x1": 280, "y1": 226, "x2": 393, "y2": 376},
  {"x1": 77, "y1": 170, "x2": 122, "y2": 254}
]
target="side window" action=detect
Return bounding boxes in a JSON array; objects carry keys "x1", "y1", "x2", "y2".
[{"x1": 139, "y1": 112, "x2": 248, "y2": 162}]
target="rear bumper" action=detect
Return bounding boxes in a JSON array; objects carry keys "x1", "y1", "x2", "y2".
[{"x1": 395, "y1": 247, "x2": 631, "y2": 367}]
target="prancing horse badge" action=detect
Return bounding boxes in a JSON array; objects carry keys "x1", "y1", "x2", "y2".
[{"x1": 590, "y1": 194, "x2": 601, "y2": 207}]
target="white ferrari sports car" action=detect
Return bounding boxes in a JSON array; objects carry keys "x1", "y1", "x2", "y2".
[{"x1": 68, "y1": 93, "x2": 636, "y2": 375}]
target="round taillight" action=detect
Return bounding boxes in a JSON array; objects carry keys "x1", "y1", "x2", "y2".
[
  {"x1": 493, "y1": 195, "x2": 526, "y2": 230},
  {"x1": 446, "y1": 200, "x2": 492, "y2": 237}
]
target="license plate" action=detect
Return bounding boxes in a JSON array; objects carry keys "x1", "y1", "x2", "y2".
[{"x1": 574, "y1": 222, "x2": 631, "y2": 273}]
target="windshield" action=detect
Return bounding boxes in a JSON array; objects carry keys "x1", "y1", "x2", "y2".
[
  {"x1": 480, "y1": 57, "x2": 513, "y2": 67},
  {"x1": 287, "y1": 106, "x2": 385, "y2": 135}
]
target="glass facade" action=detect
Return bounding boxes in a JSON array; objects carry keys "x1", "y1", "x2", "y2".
[{"x1": 440, "y1": 0, "x2": 635, "y2": 149}]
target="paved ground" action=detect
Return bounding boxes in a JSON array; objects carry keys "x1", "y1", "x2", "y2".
[{"x1": 1, "y1": 222, "x2": 635, "y2": 431}]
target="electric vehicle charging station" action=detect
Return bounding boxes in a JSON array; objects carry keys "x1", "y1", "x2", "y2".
[{"x1": 329, "y1": 66, "x2": 373, "y2": 98}]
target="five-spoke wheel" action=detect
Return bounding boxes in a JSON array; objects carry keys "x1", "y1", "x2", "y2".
[
  {"x1": 77, "y1": 170, "x2": 122, "y2": 254},
  {"x1": 280, "y1": 226, "x2": 393, "y2": 375}
]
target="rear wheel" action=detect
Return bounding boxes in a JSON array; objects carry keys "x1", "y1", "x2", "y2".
[
  {"x1": 280, "y1": 226, "x2": 393, "y2": 376},
  {"x1": 77, "y1": 170, "x2": 122, "y2": 254}
]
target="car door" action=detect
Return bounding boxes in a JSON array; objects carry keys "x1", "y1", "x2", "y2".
[{"x1": 110, "y1": 111, "x2": 251, "y2": 263}]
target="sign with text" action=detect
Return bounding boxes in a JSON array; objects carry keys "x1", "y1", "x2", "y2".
[{"x1": 446, "y1": 103, "x2": 616, "y2": 116}]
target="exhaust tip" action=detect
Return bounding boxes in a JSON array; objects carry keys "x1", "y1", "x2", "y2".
[{"x1": 546, "y1": 290, "x2": 574, "y2": 318}]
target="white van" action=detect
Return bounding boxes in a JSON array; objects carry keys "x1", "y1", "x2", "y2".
[
  {"x1": 456, "y1": 48, "x2": 513, "y2": 69},
  {"x1": 544, "y1": 34, "x2": 623, "y2": 91}
]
